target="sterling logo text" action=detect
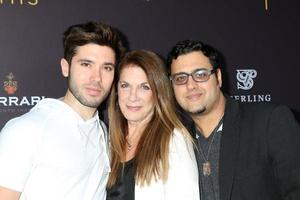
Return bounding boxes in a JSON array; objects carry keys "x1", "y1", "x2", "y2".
[{"x1": 232, "y1": 68, "x2": 272, "y2": 103}]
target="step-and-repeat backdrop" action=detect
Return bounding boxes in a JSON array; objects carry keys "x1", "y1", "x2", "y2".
[{"x1": 1, "y1": 0, "x2": 299, "y2": 128}]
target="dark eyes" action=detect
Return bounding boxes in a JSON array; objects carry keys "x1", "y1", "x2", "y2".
[
  {"x1": 81, "y1": 62, "x2": 91, "y2": 67},
  {"x1": 174, "y1": 75, "x2": 187, "y2": 82},
  {"x1": 120, "y1": 83, "x2": 129, "y2": 88},
  {"x1": 80, "y1": 62, "x2": 114, "y2": 72},
  {"x1": 104, "y1": 65, "x2": 114, "y2": 72}
]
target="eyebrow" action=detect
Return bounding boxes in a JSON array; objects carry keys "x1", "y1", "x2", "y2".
[
  {"x1": 78, "y1": 59, "x2": 93, "y2": 64},
  {"x1": 77, "y1": 59, "x2": 115, "y2": 67},
  {"x1": 103, "y1": 62, "x2": 115, "y2": 67},
  {"x1": 119, "y1": 80, "x2": 150, "y2": 85}
]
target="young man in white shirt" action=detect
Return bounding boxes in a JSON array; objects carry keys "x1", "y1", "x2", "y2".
[{"x1": 0, "y1": 21, "x2": 125, "y2": 200}]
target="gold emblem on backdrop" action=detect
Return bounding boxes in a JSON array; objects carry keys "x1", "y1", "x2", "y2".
[
  {"x1": 0, "y1": 0, "x2": 38, "y2": 6},
  {"x1": 3, "y1": 73, "x2": 18, "y2": 95}
]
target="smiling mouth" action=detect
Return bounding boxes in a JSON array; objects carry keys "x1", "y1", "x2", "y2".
[
  {"x1": 126, "y1": 106, "x2": 141, "y2": 111},
  {"x1": 186, "y1": 93, "x2": 202, "y2": 101}
]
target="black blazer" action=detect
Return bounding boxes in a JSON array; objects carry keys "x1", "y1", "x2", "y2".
[{"x1": 181, "y1": 97, "x2": 300, "y2": 200}]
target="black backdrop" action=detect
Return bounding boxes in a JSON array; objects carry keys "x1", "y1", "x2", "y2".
[{"x1": 1, "y1": 0, "x2": 299, "y2": 128}]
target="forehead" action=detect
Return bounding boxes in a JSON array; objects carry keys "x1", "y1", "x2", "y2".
[
  {"x1": 74, "y1": 44, "x2": 115, "y2": 61},
  {"x1": 171, "y1": 51, "x2": 212, "y2": 73},
  {"x1": 120, "y1": 65, "x2": 148, "y2": 82}
]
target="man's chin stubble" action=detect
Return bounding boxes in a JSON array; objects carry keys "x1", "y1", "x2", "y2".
[{"x1": 188, "y1": 107, "x2": 206, "y2": 116}]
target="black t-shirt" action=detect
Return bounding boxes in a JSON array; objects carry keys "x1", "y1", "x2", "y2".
[{"x1": 106, "y1": 159, "x2": 135, "y2": 200}]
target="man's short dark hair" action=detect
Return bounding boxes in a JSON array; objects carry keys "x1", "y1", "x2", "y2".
[
  {"x1": 63, "y1": 21, "x2": 125, "y2": 65},
  {"x1": 167, "y1": 40, "x2": 221, "y2": 72}
]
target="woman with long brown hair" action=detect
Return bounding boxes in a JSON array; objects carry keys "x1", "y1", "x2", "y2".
[{"x1": 106, "y1": 50, "x2": 199, "y2": 200}]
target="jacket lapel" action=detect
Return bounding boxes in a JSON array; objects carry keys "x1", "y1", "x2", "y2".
[{"x1": 219, "y1": 97, "x2": 240, "y2": 200}]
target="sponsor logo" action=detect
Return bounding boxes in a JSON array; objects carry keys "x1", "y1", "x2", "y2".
[
  {"x1": 231, "y1": 94, "x2": 271, "y2": 102},
  {"x1": 232, "y1": 68, "x2": 272, "y2": 103},
  {"x1": 1, "y1": 72, "x2": 45, "y2": 113},
  {"x1": 3, "y1": 72, "x2": 17, "y2": 95},
  {"x1": 236, "y1": 69, "x2": 257, "y2": 90},
  {"x1": 0, "y1": 96, "x2": 44, "y2": 106},
  {"x1": 0, "y1": 0, "x2": 38, "y2": 6}
]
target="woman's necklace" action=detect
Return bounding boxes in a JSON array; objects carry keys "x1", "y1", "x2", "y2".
[
  {"x1": 126, "y1": 124, "x2": 144, "y2": 151},
  {"x1": 126, "y1": 132, "x2": 139, "y2": 151},
  {"x1": 126, "y1": 138, "x2": 133, "y2": 150}
]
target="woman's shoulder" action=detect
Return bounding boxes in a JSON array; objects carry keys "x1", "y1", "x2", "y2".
[
  {"x1": 169, "y1": 128, "x2": 194, "y2": 155},
  {"x1": 171, "y1": 128, "x2": 191, "y2": 144}
]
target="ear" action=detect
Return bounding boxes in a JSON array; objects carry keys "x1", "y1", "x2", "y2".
[
  {"x1": 60, "y1": 58, "x2": 70, "y2": 77},
  {"x1": 217, "y1": 68, "x2": 222, "y2": 88}
]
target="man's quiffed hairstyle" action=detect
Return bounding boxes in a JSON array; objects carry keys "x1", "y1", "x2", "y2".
[
  {"x1": 63, "y1": 21, "x2": 125, "y2": 64},
  {"x1": 167, "y1": 40, "x2": 221, "y2": 71}
]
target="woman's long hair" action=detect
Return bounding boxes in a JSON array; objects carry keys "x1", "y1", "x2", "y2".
[{"x1": 107, "y1": 50, "x2": 192, "y2": 187}]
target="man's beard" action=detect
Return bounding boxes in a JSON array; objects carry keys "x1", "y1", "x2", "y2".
[
  {"x1": 188, "y1": 107, "x2": 206, "y2": 116},
  {"x1": 69, "y1": 88, "x2": 103, "y2": 108},
  {"x1": 68, "y1": 78, "x2": 106, "y2": 108}
]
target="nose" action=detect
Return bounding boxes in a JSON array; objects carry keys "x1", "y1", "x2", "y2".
[
  {"x1": 186, "y1": 76, "x2": 198, "y2": 90},
  {"x1": 129, "y1": 87, "x2": 138, "y2": 102},
  {"x1": 91, "y1": 67, "x2": 102, "y2": 82}
]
